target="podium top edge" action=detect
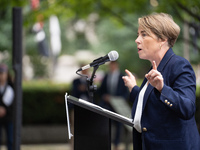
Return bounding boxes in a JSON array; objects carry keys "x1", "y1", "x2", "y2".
[{"x1": 67, "y1": 95, "x2": 134, "y2": 127}]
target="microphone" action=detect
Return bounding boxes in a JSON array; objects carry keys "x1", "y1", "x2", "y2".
[{"x1": 77, "y1": 50, "x2": 119, "y2": 72}]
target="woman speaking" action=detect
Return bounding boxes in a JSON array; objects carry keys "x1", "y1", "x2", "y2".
[{"x1": 122, "y1": 13, "x2": 200, "y2": 150}]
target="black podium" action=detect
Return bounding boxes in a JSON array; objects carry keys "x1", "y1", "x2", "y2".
[{"x1": 65, "y1": 94, "x2": 133, "y2": 150}]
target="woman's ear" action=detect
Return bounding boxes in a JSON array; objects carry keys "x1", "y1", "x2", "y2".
[{"x1": 159, "y1": 38, "x2": 168, "y2": 48}]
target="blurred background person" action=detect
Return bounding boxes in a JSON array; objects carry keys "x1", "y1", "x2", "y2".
[
  {"x1": 69, "y1": 64, "x2": 90, "y2": 150},
  {"x1": 0, "y1": 64, "x2": 14, "y2": 150},
  {"x1": 98, "y1": 61, "x2": 128, "y2": 150},
  {"x1": 71, "y1": 65, "x2": 90, "y2": 101}
]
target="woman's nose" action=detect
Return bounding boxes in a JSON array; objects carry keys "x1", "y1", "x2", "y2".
[{"x1": 135, "y1": 36, "x2": 140, "y2": 44}]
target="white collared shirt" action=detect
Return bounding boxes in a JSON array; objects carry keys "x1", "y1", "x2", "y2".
[{"x1": 133, "y1": 82, "x2": 148, "y2": 133}]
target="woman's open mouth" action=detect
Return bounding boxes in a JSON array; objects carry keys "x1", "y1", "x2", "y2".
[{"x1": 138, "y1": 48, "x2": 142, "y2": 52}]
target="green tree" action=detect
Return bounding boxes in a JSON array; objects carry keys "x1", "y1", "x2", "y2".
[{"x1": 0, "y1": 0, "x2": 200, "y2": 77}]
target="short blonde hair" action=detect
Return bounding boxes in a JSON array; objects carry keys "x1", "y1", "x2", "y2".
[{"x1": 138, "y1": 13, "x2": 180, "y2": 47}]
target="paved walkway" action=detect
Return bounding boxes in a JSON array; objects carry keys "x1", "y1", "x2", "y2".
[
  {"x1": 1, "y1": 143, "x2": 133, "y2": 150},
  {"x1": 1, "y1": 144, "x2": 71, "y2": 150}
]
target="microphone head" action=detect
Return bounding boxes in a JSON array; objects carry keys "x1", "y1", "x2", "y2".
[{"x1": 108, "y1": 50, "x2": 119, "y2": 61}]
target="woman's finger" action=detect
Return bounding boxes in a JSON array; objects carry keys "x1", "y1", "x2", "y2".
[
  {"x1": 125, "y1": 69, "x2": 133, "y2": 77},
  {"x1": 152, "y1": 60, "x2": 157, "y2": 70}
]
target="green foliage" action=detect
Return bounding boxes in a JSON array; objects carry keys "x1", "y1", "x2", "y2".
[
  {"x1": 22, "y1": 81, "x2": 71, "y2": 124},
  {"x1": 28, "y1": 0, "x2": 200, "y2": 70},
  {"x1": 22, "y1": 81, "x2": 200, "y2": 126},
  {"x1": 197, "y1": 86, "x2": 200, "y2": 97},
  {"x1": 23, "y1": 80, "x2": 71, "y2": 91},
  {"x1": 0, "y1": 9, "x2": 12, "y2": 52},
  {"x1": 30, "y1": 55, "x2": 49, "y2": 78},
  {"x1": 0, "y1": 0, "x2": 200, "y2": 78}
]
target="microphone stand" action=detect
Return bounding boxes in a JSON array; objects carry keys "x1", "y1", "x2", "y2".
[{"x1": 87, "y1": 65, "x2": 99, "y2": 103}]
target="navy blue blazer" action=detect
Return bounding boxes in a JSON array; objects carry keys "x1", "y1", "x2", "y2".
[{"x1": 130, "y1": 48, "x2": 200, "y2": 150}]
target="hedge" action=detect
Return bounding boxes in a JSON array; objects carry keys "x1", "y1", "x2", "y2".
[
  {"x1": 22, "y1": 81, "x2": 71, "y2": 125},
  {"x1": 22, "y1": 80, "x2": 200, "y2": 129}
]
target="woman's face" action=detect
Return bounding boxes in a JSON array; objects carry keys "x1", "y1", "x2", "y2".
[{"x1": 135, "y1": 27, "x2": 161, "y2": 62}]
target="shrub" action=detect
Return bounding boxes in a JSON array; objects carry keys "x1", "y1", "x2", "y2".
[
  {"x1": 22, "y1": 81, "x2": 71, "y2": 125},
  {"x1": 22, "y1": 80, "x2": 200, "y2": 130}
]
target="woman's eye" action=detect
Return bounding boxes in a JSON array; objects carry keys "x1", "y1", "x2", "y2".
[{"x1": 142, "y1": 33, "x2": 147, "y2": 37}]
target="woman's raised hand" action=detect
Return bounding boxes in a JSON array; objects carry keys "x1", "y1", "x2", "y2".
[
  {"x1": 122, "y1": 69, "x2": 137, "y2": 92},
  {"x1": 145, "y1": 61, "x2": 164, "y2": 92}
]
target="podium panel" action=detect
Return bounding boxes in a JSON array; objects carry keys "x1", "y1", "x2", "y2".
[
  {"x1": 74, "y1": 106, "x2": 111, "y2": 150},
  {"x1": 65, "y1": 94, "x2": 133, "y2": 150}
]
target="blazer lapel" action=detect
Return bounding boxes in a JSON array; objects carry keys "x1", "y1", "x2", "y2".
[{"x1": 142, "y1": 48, "x2": 175, "y2": 111}]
